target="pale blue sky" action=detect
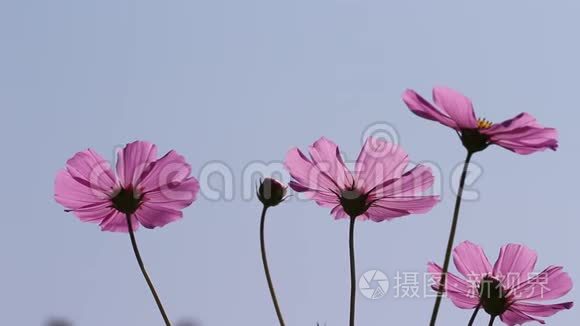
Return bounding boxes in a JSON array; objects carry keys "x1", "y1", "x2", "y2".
[{"x1": 1, "y1": 0, "x2": 579, "y2": 325}]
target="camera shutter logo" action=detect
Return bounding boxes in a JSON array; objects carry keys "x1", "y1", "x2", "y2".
[{"x1": 359, "y1": 270, "x2": 389, "y2": 300}]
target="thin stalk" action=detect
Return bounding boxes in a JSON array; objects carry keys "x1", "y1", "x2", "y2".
[
  {"x1": 429, "y1": 151, "x2": 474, "y2": 326},
  {"x1": 348, "y1": 216, "x2": 357, "y2": 326},
  {"x1": 468, "y1": 305, "x2": 481, "y2": 326},
  {"x1": 126, "y1": 214, "x2": 171, "y2": 326},
  {"x1": 260, "y1": 206, "x2": 285, "y2": 326}
]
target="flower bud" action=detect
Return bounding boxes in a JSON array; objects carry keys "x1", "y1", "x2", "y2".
[{"x1": 257, "y1": 178, "x2": 287, "y2": 207}]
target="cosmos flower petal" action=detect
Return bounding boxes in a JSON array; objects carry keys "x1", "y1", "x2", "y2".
[
  {"x1": 59, "y1": 149, "x2": 116, "y2": 193},
  {"x1": 288, "y1": 181, "x2": 340, "y2": 209},
  {"x1": 453, "y1": 241, "x2": 493, "y2": 281},
  {"x1": 70, "y1": 202, "x2": 116, "y2": 224},
  {"x1": 370, "y1": 195, "x2": 439, "y2": 217},
  {"x1": 485, "y1": 113, "x2": 542, "y2": 134},
  {"x1": 135, "y1": 150, "x2": 200, "y2": 212},
  {"x1": 428, "y1": 262, "x2": 480, "y2": 309},
  {"x1": 364, "y1": 204, "x2": 410, "y2": 222},
  {"x1": 99, "y1": 211, "x2": 139, "y2": 232},
  {"x1": 354, "y1": 137, "x2": 409, "y2": 192},
  {"x1": 55, "y1": 149, "x2": 117, "y2": 212},
  {"x1": 371, "y1": 164, "x2": 435, "y2": 198},
  {"x1": 510, "y1": 302, "x2": 573, "y2": 319},
  {"x1": 116, "y1": 141, "x2": 158, "y2": 188},
  {"x1": 402, "y1": 89, "x2": 458, "y2": 129},
  {"x1": 143, "y1": 177, "x2": 200, "y2": 210},
  {"x1": 65, "y1": 149, "x2": 117, "y2": 192},
  {"x1": 308, "y1": 137, "x2": 354, "y2": 189},
  {"x1": 307, "y1": 191, "x2": 341, "y2": 207},
  {"x1": 134, "y1": 203, "x2": 183, "y2": 229},
  {"x1": 500, "y1": 308, "x2": 546, "y2": 326},
  {"x1": 137, "y1": 150, "x2": 193, "y2": 192},
  {"x1": 285, "y1": 147, "x2": 342, "y2": 195},
  {"x1": 482, "y1": 113, "x2": 558, "y2": 154},
  {"x1": 493, "y1": 243, "x2": 537, "y2": 290},
  {"x1": 55, "y1": 170, "x2": 112, "y2": 210},
  {"x1": 330, "y1": 205, "x2": 348, "y2": 220},
  {"x1": 491, "y1": 132, "x2": 558, "y2": 155},
  {"x1": 511, "y1": 266, "x2": 573, "y2": 302},
  {"x1": 490, "y1": 128, "x2": 558, "y2": 146},
  {"x1": 432, "y1": 86, "x2": 478, "y2": 130}
]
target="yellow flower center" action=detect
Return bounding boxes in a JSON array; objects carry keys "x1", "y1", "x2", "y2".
[{"x1": 477, "y1": 118, "x2": 493, "y2": 129}]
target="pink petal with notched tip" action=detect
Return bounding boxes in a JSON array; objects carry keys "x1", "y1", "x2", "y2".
[
  {"x1": 492, "y1": 133, "x2": 558, "y2": 155},
  {"x1": 368, "y1": 164, "x2": 435, "y2": 199},
  {"x1": 330, "y1": 205, "x2": 348, "y2": 219},
  {"x1": 368, "y1": 196, "x2": 438, "y2": 218},
  {"x1": 55, "y1": 169, "x2": 112, "y2": 209},
  {"x1": 402, "y1": 89, "x2": 459, "y2": 129},
  {"x1": 308, "y1": 137, "x2": 354, "y2": 189},
  {"x1": 285, "y1": 143, "x2": 346, "y2": 208},
  {"x1": 432, "y1": 86, "x2": 478, "y2": 130},
  {"x1": 453, "y1": 241, "x2": 493, "y2": 282},
  {"x1": 511, "y1": 266, "x2": 573, "y2": 302},
  {"x1": 99, "y1": 211, "x2": 139, "y2": 232},
  {"x1": 71, "y1": 202, "x2": 116, "y2": 224},
  {"x1": 137, "y1": 150, "x2": 192, "y2": 191},
  {"x1": 510, "y1": 302, "x2": 573, "y2": 318},
  {"x1": 285, "y1": 148, "x2": 342, "y2": 193},
  {"x1": 54, "y1": 149, "x2": 118, "y2": 225},
  {"x1": 285, "y1": 138, "x2": 352, "y2": 194},
  {"x1": 64, "y1": 149, "x2": 117, "y2": 192},
  {"x1": 482, "y1": 113, "x2": 558, "y2": 155},
  {"x1": 500, "y1": 302, "x2": 573, "y2": 326},
  {"x1": 363, "y1": 163, "x2": 438, "y2": 221},
  {"x1": 136, "y1": 150, "x2": 200, "y2": 213},
  {"x1": 364, "y1": 204, "x2": 409, "y2": 222},
  {"x1": 493, "y1": 243, "x2": 537, "y2": 290},
  {"x1": 142, "y1": 177, "x2": 200, "y2": 211},
  {"x1": 500, "y1": 308, "x2": 546, "y2": 326},
  {"x1": 485, "y1": 113, "x2": 541, "y2": 133},
  {"x1": 116, "y1": 141, "x2": 157, "y2": 188},
  {"x1": 56, "y1": 149, "x2": 117, "y2": 200},
  {"x1": 289, "y1": 181, "x2": 340, "y2": 208},
  {"x1": 354, "y1": 137, "x2": 408, "y2": 193},
  {"x1": 134, "y1": 203, "x2": 183, "y2": 229},
  {"x1": 130, "y1": 148, "x2": 199, "y2": 229}
]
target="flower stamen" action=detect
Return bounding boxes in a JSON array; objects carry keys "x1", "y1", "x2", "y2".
[{"x1": 477, "y1": 118, "x2": 493, "y2": 129}]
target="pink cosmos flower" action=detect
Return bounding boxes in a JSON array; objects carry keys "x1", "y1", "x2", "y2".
[
  {"x1": 284, "y1": 137, "x2": 438, "y2": 221},
  {"x1": 403, "y1": 87, "x2": 558, "y2": 155},
  {"x1": 55, "y1": 141, "x2": 200, "y2": 232},
  {"x1": 429, "y1": 241, "x2": 573, "y2": 325},
  {"x1": 286, "y1": 137, "x2": 438, "y2": 326}
]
